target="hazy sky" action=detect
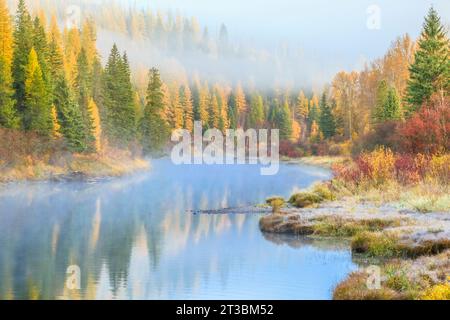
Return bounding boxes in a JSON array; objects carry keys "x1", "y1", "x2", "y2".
[{"x1": 128, "y1": 0, "x2": 449, "y2": 70}]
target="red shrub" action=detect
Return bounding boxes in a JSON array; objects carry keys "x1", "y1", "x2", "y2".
[{"x1": 399, "y1": 97, "x2": 450, "y2": 154}]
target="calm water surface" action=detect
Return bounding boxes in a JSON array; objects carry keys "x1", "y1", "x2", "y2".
[{"x1": 0, "y1": 159, "x2": 357, "y2": 300}]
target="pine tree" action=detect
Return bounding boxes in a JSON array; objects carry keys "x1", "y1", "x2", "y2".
[
  {"x1": 248, "y1": 94, "x2": 264, "y2": 128},
  {"x1": 12, "y1": 0, "x2": 33, "y2": 117},
  {"x1": 53, "y1": 76, "x2": 88, "y2": 152},
  {"x1": 180, "y1": 85, "x2": 194, "y2": 132},
  {"x1": 208, "y1": 94, "x2": 220, "y2": 129},
  {"x1": 384, "y1": 87, "x2": 402, "y2": 120},
  {"x1": 23, "y1": 48, "x2": 52, "y2": 135},
  {"x1": 307, "y1": 95, "x2": 319, "y2": 135},
  {"x1": 75, "y1": 48, "x2": 95, "y2": 147},
  {"x1": 0, "y1": 57, "x2": 19, "y2": 128},
  {"x1": 102, "y1": 45, "x2": 136, "y2": 146},
  {"x1": 277, "y1": 100, "x2": 292, "y2": 140},
  {"x1": 32, "y1": 16, "x2": 49, "y2": 83},
  {"x1": 318, "y1": 93, "x2": 336, "y2": 139},
  {"x1": 141, "y1": 68, "x2": 169, "y2": 154},
  {"x1": 227, "y1": 92, "x2": 237, "y2": 130},
  {"x1": 373, "y1": 80, "x2": 402, "y2": 122},
  {"x1": 406, "y1": 7, "x2": 449, "y2": 113}
]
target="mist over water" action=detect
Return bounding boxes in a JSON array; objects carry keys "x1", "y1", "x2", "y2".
[
  {"x1": 13, "y1": 0, "x2": 450, "y2": 90},
  {"x1": 0, "y1": 159, "x2": 358, "y2": 300}
]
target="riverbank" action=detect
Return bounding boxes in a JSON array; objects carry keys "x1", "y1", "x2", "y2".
[
  {"x1": 260, "y1": 150, "x2": 450, "y2": 300},
  {"x1": 0, "y1": 149, "x2": 150, "y2": 183},
  {"x1": 281, "y1": 156, "x2": 350, "y2": 168}
]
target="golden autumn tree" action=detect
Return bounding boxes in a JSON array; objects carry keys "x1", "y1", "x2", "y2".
[
  {"x1": 88, "y1": 98, "x2": 102, "y2": 152},
  {"x1": 0, "y1": 0, "x2": 13, "y2": 67},
  {"x1": 63, "y1": 27, "x2": 81, "y2": 86},
  {"x1": 81, "y1": 18, "x2": 98, "y2": 68},
  {"x1": 234, "y1": 83, "x2": 247, "y2": 128},
  {"x1": 51, "y1": 105, "x2": 61, "y2": 138}
]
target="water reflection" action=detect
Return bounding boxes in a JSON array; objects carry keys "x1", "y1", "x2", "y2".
[{"x1": 0, "y1": 159, "x2": 356, "y2": 300}]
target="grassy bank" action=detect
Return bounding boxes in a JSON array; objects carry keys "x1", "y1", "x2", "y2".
[
  {"x1": 0, "y1": 148, "x2": 149, "y2": 182},
  {"x1": 282, "y1": 155, "x2": 350, "y2": 168},
  {"x1": 261, "y1": 148, "x2": 450, "y2": 300}
]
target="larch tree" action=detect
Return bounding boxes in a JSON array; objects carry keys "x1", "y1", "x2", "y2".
[
  {"x1": 406, "y1": 7, "x2": 449, "y2": 113},
  {"x1": 0, "y1": 0, "x2": 19, "y2": 128},
  {"x1": 171, "y1": 85, "x2": 184, "y2": 129},
  {"x1": 296, "y1": 91, "x2": 309, "y2": 141},
  {"x1": 81, "y1": 18, "x2": 98, "y2": 68},
  {"x1": 234, "y1": 83, "x2": 247, "y2": 128},
  {"x1": 88, "y1": 98, "x2": 102, "y2": 152},
  {"x1": 0, "y1": 0, "x2": 13, "y2": 67},
  {"x1": 180, "y1": 85, "x2": 194, "y2": 132}
]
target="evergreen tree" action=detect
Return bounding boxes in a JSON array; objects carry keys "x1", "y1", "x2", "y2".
[
  {"x1": 53, "y1": 76, "x2": 88, "y2": 152},
  {"x1": 373, "y1": 80, "x2": 402, "y2": 122},
  {"x1": 140, "y1": 68, "x2": 169, "y2": 154},
  {"x1": 384, "y1": 87, "x2": 402, "y2": 120},
  {"x1": 102, "y1": 45, "x2": 136, "y2": 146},
  {"x1": 248, "y1": 94, "x2": 264, "y2": 128},
  {"x1": 227, "y1": 92, "x2": 237, "y2": 130},
  {"x1": 23, "y1": 48, "x2": 52, "y2": 135},
  {"x1": 32, "y1": 16, "x2": 49, "y2": 83},
  {"x1": 277, "y1": 100, "x2": 292, "y2": 140},
  {"x1": 208, "y1": 94, "x2": 220, "y2": 128},
  {"x1": 75, "y1": 48, "x2": 95, "y2": 148},
  {"x1": 318, "y1": 93, "x2": 336, "y2": 139},
  {"x1": 12, "y1": 0, "x2": 33, "y2": 117},
  {"x1": 406, "y1": 7, "x2": 449, "y2": 113},
  {"x1": 180, "y1": 85, "x2": 194, "y2": 132},
  {"x1": 307, "y1": 96, "x2": 319, "y2": 135},
  {"x1": 0, "y1": 57, "x2": 19, "y2": 128}
]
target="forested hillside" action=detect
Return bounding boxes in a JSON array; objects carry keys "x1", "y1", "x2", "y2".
[{"x1": 0, "y1": 0, "x2": 448, "y2": 181}]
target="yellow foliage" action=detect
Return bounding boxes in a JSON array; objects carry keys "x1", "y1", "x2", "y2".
[
  {"x1": 427, "y1": 154, "x2": 450, "y2": 185},
  {"x1": 291, "y1": 120, "x2": 301, "y2": 142},
  {"x1": 88, "y1": 98, "x2": 102, "y2": 153},
  {"x1": 0, "y1": 0, "x2": 13, "y2": 67},
  {"x1": 362, "y1": 147, "x2": 395, "y2": 186},
  {"x1": 421, "y1": 284, "x2": 450, "y2": 300},
  {"x1": 51, "y1": 105, "x2": 61, "y2": 138}
]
